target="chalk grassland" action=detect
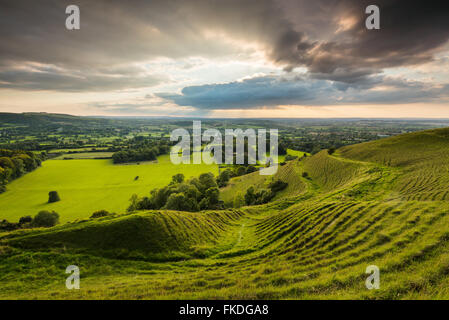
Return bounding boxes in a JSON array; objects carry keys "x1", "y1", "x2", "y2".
[
  {"x1": 0, "y1": 155, "x2": 218, "y2": 222},
  {"x1": 2, "y1": 128, "x2": 449, "y2": 299},
  {"x1": 220, "y1": 149, "x2": 308, "y2": 203}
]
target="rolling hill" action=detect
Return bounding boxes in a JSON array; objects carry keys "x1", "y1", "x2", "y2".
[{"x1": 2, "y1": 128, "x2": 449, "y2": 299}]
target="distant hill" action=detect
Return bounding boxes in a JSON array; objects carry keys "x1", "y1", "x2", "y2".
[{"x1": 0, "y1": 112, "x2": 111, "y2": 127}]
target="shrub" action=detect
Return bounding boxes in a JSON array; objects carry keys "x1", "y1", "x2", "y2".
[
  {"x1": 90, "y1": 210, "x2": 110, "y2": 219},
  {"x1": 302, "y1": 172, "x2": 309, "y2": 178},
  {"x1": 246, "y1": 165, "x2": 257, "y2": 174},
  {"x1": 48, "y1": 191, "x2": 60, "y2": 203},
  {"x1": 217, "y1": 169, "x2": 232, "y2": 187},
  {"x1": 285, "y1": 154, "x2": 298, "y2": 161},
  {"x1": 171, "y1": 173, "x2": 184, "y2": 184},
  {"x1": 19, "y1": 216, "x2": 33, "y2": 225},
  {"x1": 244, "y1": 186, "x2": 256, "y2": 205},
  {"x1": 236, "y1": 166, "x2": 247, "y2": 177},
  {"x1": 328, "y1": 147, "x2": 336, "y2": 155},
  {"x1": 0, "y1": 219, "x2": 19, "y2": 231},
  {"x1": 269, "y1": 180, "x2": 288, "y2": 193},
  {"x1": 33, "y1": 210, "x2": 59, "y2": 228}
]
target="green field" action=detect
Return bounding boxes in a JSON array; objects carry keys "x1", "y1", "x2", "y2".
[
  {"x1": 53, "y1": 152, "x2": 114, "y2": 160},
  {"x1": 2, "y1": 128, "x2": 449, "y2": 299},
  {"x1": 0, "y1": 155, "x2": 218, "y2": 222}
]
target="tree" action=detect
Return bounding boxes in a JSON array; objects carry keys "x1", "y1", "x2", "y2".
[
  {"x1": 19, "y1": 216, "x2": 33, "y2": 225},
  {"x1": 255, "y1": 189, "x2": 274, "y2": 204},
  {"x1": 90, "y1": 210, "x2": 110, "y2": 218},
  {"x1": 33, "y1": 210, "x2": 59, "y2": 227},
  {"x1": 245, "y1": 186, "x2": 256, "y2": 205},
  {"x1": 236, "y1": 166, "x2": 246, "y2": 176},
  {"x1": 217, "y1": 169, "x2": 232, "y2": 187},
  {"x1": 152, "y1": 186, "x2": 173, "y2": 209},
  {"x1": 171, "y1": 173, "x2": 185, "y2": 184},
  {"x1": 233, "y1": 192, "x2": 245, "y2": 208},
  {"x1": 268, "y1": 180, "x2": 288, "y2": 193},
  {"x1": 48, "y1": 191, "x2": 60, "y2": 203},
  {"x1": 128, "y1": 194, "x2": 139, "y2": 212},
  {"x1": 246, "y1": 165, "x2": 257, "y2": 174},
  {"x1": 284, "y1": 154, "x2": 298, "y2": 161},
  {"x1": 136, "y1": 196, "x2": 154, "y2": 210},
  {"x1": 278, "y1": 143, "x2": 287, "y2": 155},
  {"x1": 205, "y1": 187, "x2": 220, "y2": 206},
  {"x1": 164, "y1": 193, "x2": 197, "y2": 211},
  {"x1": 199, "y1": 198, "x2": 209, "y2": 210},
  {"x1": 199, "y1": 172, "x2": 217, "y2": 192}
]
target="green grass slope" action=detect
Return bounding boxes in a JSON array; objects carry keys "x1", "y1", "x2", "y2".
[
  {"x1": 220, "y1": 155, "x2": 308, "y2": 204},
  {"x1": 2, "y1": 128, "x2": 449, "y2": 299},
  {"x1": 340, "y1": 128, "x2": 449, "y2": 201},
  {"x1": 4, "y1": 210, "x2": 243, "y2": 261}
]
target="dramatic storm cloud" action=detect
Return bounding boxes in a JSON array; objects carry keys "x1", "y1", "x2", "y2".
[
  {"x1": 0, "y1": 0, "x2": 448, "y2": 115},
  {"x1": 158, "y1": 75, "x2": 449, "y2": 109}
]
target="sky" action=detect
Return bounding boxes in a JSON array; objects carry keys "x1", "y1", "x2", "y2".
[{"x1": 0, "y1": 0, "x2": 448, "y2": 118}]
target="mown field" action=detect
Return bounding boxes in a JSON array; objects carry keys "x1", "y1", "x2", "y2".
[
  {"x1": 0, "y1": 155, "x2": 218, "y2": 222},
  {"x1": 2, "y1": 128, "x2": 449, "y2": 299}
]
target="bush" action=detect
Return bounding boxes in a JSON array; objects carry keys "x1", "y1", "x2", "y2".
[
  {"x1": 33, "y1": 210, "x2": 59, "y2": 228},
  {"x1": 302, "y1": 172, "x2": 309, "y2": 178},
  {"x1": 19, "y1": 216, "x2": 33, "y2": 225},
  {"x1": 284, "y1": 154, "x2": 298, "y2": 161},
  {"x1": 269, "y1": 180, "x2": 288, "y2": 193},
  {"x1": 236, "y1": 166, "x2": 247, "y2": 177},
  {"x1": 90, "y1": 210, "x2": 110, "y2": 219},
  {"x1": 328, "y1": 147, "x2": 336, "y2": 155},
  {"x1": 48, "y1": 191, "x2": 60, "y2": 203},
  {"x1": 171, "y1": 173, "x2": 184, "y2": 184},
  {"x1": 0, "y1": 219, "x2": 19, "y2": 231},
  {"x1": 246, "y1": 165, "x2": 257, "y2": 174},
  {"x1": 217, "y1": 169, "x2": 232, "y2": 187}
]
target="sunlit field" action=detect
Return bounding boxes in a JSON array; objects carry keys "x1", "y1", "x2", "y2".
[{"x1": 0, "y1": 155, "x2": 218, "y2": 222}]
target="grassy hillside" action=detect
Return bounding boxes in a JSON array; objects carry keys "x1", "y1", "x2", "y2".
[
  {"x1": 0, "y1": 155, "x2": 218, "y2": 222},
  {"x1": 220, "y1": 149, "x2": 308, "y2": 203},
  {"x1": 2, "y1": 128, "x2": 449, "y2": 299},
  {"x1": 340, "y1": 128, "x2": 449, "y2": 201}
]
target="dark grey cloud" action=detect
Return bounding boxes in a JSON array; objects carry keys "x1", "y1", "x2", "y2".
[
  {"x1": 157, "y1": 75, "x2": 449, "y2": 109},
  {"x1": 275, "y1": 0, "x2": 449, "y2": 76},
  {"x1": 0, "y1": 65, "x2": 163, "y2": 92},
  {"x1": 0, "y1": 0, "x2": 448, "y2": 92}
]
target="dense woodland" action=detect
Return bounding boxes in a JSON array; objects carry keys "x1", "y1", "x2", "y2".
[{"x1": 0, "y1": 149, "x2": 45, "y2": 193}]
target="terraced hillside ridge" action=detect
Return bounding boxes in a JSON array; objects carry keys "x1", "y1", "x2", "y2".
[{"x1": 2, "y1": 128, "x2": 449, "y2": 299}]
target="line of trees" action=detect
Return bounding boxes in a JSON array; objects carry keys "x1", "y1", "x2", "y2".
[
  {"x1": 0, "y1": 149, "x2": 45, "y2": 193},
  {"x1": 112, "y1": 141, "x2": 170, "y2": 164},
  {"x1": 0, "y1": 210, "x2": 59, "y2": 231},
  {"x1": 128, "y1": 172, "x2": 222, "y2": 212}
]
